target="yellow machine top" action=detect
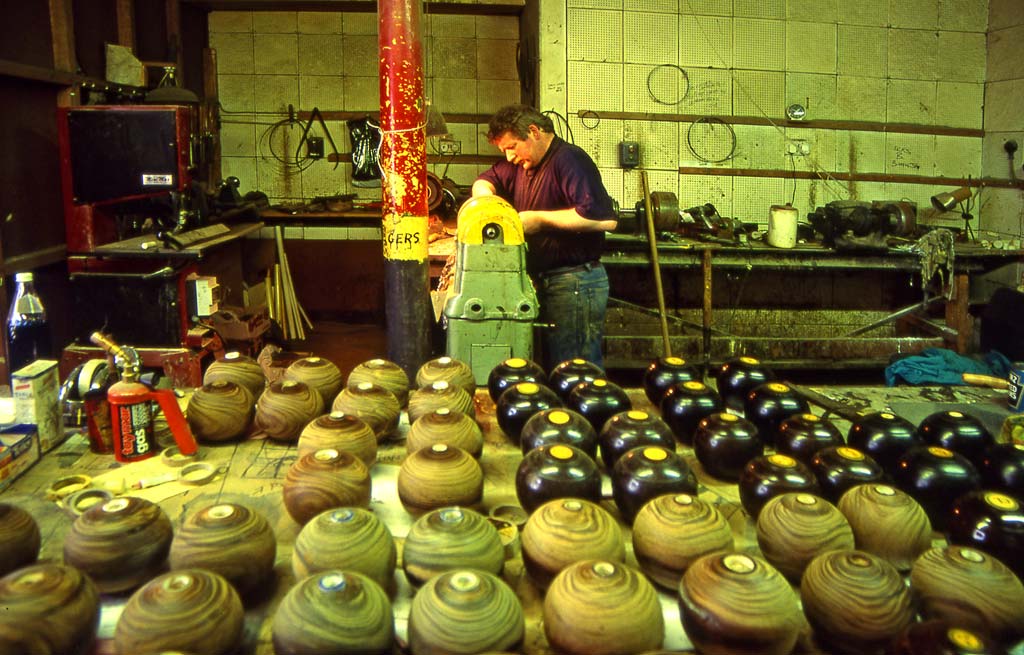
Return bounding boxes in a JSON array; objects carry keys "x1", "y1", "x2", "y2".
[{"x1": 456, "y1": 195, "x2": 525, "y2": 246}]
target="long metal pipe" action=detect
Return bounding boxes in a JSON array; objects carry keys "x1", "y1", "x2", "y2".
[{"x1": 378, "y1": 0, "x2": 432, "y2": 380}]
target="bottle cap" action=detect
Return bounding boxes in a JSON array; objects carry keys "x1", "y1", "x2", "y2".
[{"x1": 14, "y1": 272, "x2": 33, "y2": 282}]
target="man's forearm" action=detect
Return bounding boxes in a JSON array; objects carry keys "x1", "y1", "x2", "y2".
[{"x1": 519, "y1": 208, "x2": 618, "y2": 234}]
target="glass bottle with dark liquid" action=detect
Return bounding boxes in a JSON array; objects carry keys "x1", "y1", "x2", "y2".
[{"x1": 6, "y1": 272, "x2": 52, "y2": 376}]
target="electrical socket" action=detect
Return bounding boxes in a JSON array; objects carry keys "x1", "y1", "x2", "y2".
[
  {"x1": 439, "y1": 138, "x2": 462, "y2": 155},
  {"x1": 785, "y1": 140, "x2": 811, "y2": 156}
]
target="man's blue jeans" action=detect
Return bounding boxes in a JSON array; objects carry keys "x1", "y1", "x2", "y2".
[{"x1": 535, "y1": 262, "x2": 610, "y2": 372}]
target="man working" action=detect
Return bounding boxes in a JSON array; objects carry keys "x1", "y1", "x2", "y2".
[{"x1": 472, "y1": 104, "x2": 617, "y2": 371}]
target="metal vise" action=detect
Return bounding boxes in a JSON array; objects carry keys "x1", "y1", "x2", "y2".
[{"x1": 443, "y1": 196, "x2": 539, "y2": 384}]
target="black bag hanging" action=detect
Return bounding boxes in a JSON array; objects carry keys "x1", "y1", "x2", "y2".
[{"x1": 348, "y1": 117, "x2": 382, "y2": 188}]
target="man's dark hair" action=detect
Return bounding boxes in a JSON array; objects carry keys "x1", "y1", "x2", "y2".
[{"x1": 487, "y1": 104, "x2": 555, "y2": 141}]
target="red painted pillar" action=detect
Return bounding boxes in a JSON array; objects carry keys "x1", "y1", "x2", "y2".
[{"x1": 378, "y1": 0, "x2": 432, "y2": 379}]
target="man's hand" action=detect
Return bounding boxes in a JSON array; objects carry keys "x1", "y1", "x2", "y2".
[{"x1": 472, "y1": 180, "x2": 496, "y2": 197}]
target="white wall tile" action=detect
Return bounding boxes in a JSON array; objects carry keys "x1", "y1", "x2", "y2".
[
  {"x1": 296, "y1": 12, "x2": 342, "y2": 35},
  {"x1": 934, "y1": 81, "x2": 984, "y2": 129},
  {"x1": 212, "y1": 33, "x2": 254, "y2": 74},
  {"x1": 734, "y1": 0, "x2": 784, "y2": 19},
  {"x1": 568, "y1": 9, "x2": 623, "y2": 62},
  {"x1": 624, "y1": 120, "x2": 679, "y2": 170},
  {"x1": 343, "y1": 13, "x2": 378, "y2": 35},
  {"x1": 888, "y1": 29, "x2": 939, "y2": 81},
  {"x1": 836, "y1": 76, "x2": 887, "y2": 122},
  {"x1": 254, "y1": 76, "x2": 299, "y2": 114},
  {"x1": 680, "y1": 120, "x2": 738, "y2": 166},
  {"x1": 988, "y1": 0, "x2": 1024, "y2": 31},
  {"x1": 885, "y1": 133, "x2": 936, "y2": 176},
  {"x1": 568, "y1": 62, "x2": 624, "y2": 112},
  {"x1": 837, "y1": 25, "x2": 887, "y2": 78},
  {"x1": 987, "y1": 24, "x2": 1024, "y2": 83},
  {"x1": 731, "y1": 124, "x2": 786, "y2": 169},
  {"x1": 837, "y1": 0, "x2": 888, "y2": 26},
  {"x1": 679, "y1": 174, "x2": 733, "y2": 218},
  {"x1": 734, "y1": 19, "x2": 785, "y2": 70},
  {"x1": 570, "y1": 116, "x2": 624, "y2": 169},
  {"x1": 985, "y1": 79, "x2": 1024, "y2": 132},
  {"x1": 625, "y1": 12, "x2": 677, "y2": 64},
  {"x1": 348, "y1": 227, "x2": 383, "y2": 240},
  {"x1": 886, "y1": 79, "x2": 937, "y2": 124},
  {"x1": 218, "y1": 74, "x2": 256, "y2": 113},
  {"x1": 476, "y1": 16, "x2": 519, "y2": 39},
  {"x1": 889, "y1": 0, "x2": 938, "y2": 29},
  {"x1": 254, "y1": 12, "x2": 296, "y2": 34},
  {"x1": 210, "y1": 11, "x2": 253, "y2": 33},
  {"x1": 298, "y1": 34, "x2": 344, "y2": 76},
  {"x1": 978, "y1": 187, "x2": 1024, "y2": 238},
  {"x1": 680, "y1": 0, "x2": 734, "y2": 16},
  {"x1": 303, "y1": 227, "x2": 350, "y2": 240},
  {"x1": 786, "y1": 22, "x2": 837, "y2": 74},
  {"x1": 733, "y1": 70, "x2": 785, "y2": 117},
  {"x1": 477, "y1": 39, "x2": 519, "y2": 80},
  {"x1": 679, "y1": 68, "x2": 733, "y2": 115},
  {"x1": 937, "y1": 0, "x2": 989, "y2": 32},
  {"x1": 786, "y1": 73, "x2": 837, "y2": 120},
  {"x1": 680, "y1": 15, "x2": 733, "y2": 68},
  {"x1": 788, "y1": 0, "x2": 837, "y2": 22},
  {"x1": 933, "y1": 135, "x2": 982, "y2": 179},
  {"x1": 477, "y1": 80, "x2": 521, "y2": 114},
  {"x1": 981, "y1": 131, "x2": 1024, "y2": 179}
]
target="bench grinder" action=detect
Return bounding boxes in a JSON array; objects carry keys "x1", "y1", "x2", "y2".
[{"x1": 443, "y1": 196, "x2": 539, "y2": 384}]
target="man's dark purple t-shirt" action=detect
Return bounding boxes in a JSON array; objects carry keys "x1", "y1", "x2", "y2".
[{"x1": 477, "y1": 136, "x2": 614, "y2": 275}]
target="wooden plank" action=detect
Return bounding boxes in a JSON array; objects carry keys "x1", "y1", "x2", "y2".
[
  {"x1": 180, "y1": 0, "x2": 524, "y2": 14},
  {"x1": 47, "y1": 0, "x2": 75, "y2": 72},
  {"x1": 203, "y1": 47, "x2": 221, "y2": 185},
  {"x1": 115, "y1": 0, "x2": 135, "y2": 50},
  {"x1": 677, "y1": 166, "x2": 1024, "y2": 190},
  {"x1": 0, "y1": 58, "x2": 77, "y2": 85},
  {"x1": 944, "y1": 272, "x2": 972, "y2": 354},
  {"x1": 582, "y1": 110, "x2": 985, "y2": 138},
  {"x1": 166, "y1": 0, "x2": 184, "y2": 85},
  {"x1": 0, "y1": 245, "x2": 67, "y2": 277}
]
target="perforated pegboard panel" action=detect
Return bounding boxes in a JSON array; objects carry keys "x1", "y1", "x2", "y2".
[
  {"x1": 788, "y1": 0, "x2": 838, "y2": 22},
  {"x1": 885, "y1": 133, "x2": 936, "y2": 176},
  {"x1": 785, "y1": 73, "x2": 838, "y2": 120},
  {"x1": 568, "y1": 61, "x2": 624, "y2": 112},
  {"x1": 567, "y1": 9, "x2": 622, "y2": 62},
  {"x1": 836, "y1": 76, "x2": 886, "y2": 122},
  {"x1": 623, "y1": 168, "x2": 678, "y2": 206},
  {"x1": 734, "y1": 19, "x2": 784, "y2": 70},
  {"x1": 886, "y1": 79, "x2": 937, "y2": 124},
  {"x1": 298, "y1": 75, "x2": 344, "y2": 112},
  {"x1": 679, "y1": 15, "x2": 733, "y2": 68},
  {"x1": 837, "y1": 0, "x2": 888, "y2": 27},
  {"x1": 624, "y1": 64, "x2": 670, "y2": 113},
  {"x1": 837, "y1": 25, "x2": 887, "y2": 78},
  {"x1": 733, "y1": 0, "x2": 783, "y2": 18},
  {"x1": 624, "y1": 11, "x2": 677, "y2": 64},
  {"x1": 733, "y1": 70, "x2": 785, "y2": 117},
  {"x1": 682, "y1": 119, "x2": 738, "y2": 166},
  {"x1": 786, "y1": 127, "x2": 838, "y2": 172},
  {"x1": 732, "y1": 177, "x2": 785, "y2": 224},
  {"x1": 569, "y1": 115, "x2": 624, "y2": 169},
  {"x1": 680, "y1": 173, "x2": 734, "y2": 219},
  {"x1": 599, "y1": 167, "x2": 625, "y2": 206},
  {"x1": 835, "y1": 131, "x2": 886, "y2": 174},
  {"x1": 934, "y1": 82, "x2": 983, "y2": 129},
  {"x1": 568, "y1": 0, "x2": 622, "y2": 8},
  {"x1": 624, "y1": 0, "x2": 677, "y2": 12},
  {"x1": 679, "y1": 0, "x2": 734, "y2": 16},
  {"x1": 786, "y1": 22, "x2": 837, "y2": 74},
  {"x1": 731, "y1": 124, "x2": 785, "y2": 170},
  {"x1": 889, "y1": 0, "x2": 937, "y2": 29},
  {"x1": 678, "y1": 68, "x2": 733, "y2": 115},
  {"x1": 847, "y1": 181, "x2": 886, "y2": 204},
  {"x1": 934, "y1": 136, "x2": 982, "y2": 178},
  {"x1": 624, "y1": 120, "x2": 679, "y2": 170}
]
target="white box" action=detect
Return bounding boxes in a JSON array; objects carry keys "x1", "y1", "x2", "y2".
[{"x1": 12, "y1": 359, "x2": 64, "y2": 453}]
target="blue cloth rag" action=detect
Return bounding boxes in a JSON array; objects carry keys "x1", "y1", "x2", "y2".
[{"x1": 885, "y1": 348, "x2": 1013, "y2": 386}]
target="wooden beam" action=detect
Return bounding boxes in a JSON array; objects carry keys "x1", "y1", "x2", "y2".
[
  {"x1": 166, "y1": 0, "x2": 184, "y2": 84},
  {"x1": 116, "y1": 0, "x2": 136, "y2": 50},
  {"x1": 0, "y1": 59, "x2": 77, "y2": 85},
  {"x1": 580, "y1": 110, "x2": 985, "y2": 139},
  {"x1": 179, "y1": 0, "x2": 524, "y2": 14},
  {"x1": 677, "y1": 166, "x2": 1024, "y2": 190},
  {"x1": 48, "y1": 0, "x2": 76, "y2": 72},
  {"x1": 203, "y1": 47, "x2": 221, "y2": 186}
]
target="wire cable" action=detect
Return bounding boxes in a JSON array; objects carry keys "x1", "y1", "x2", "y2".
[
  {"x1": 686, "y1": 117, "x2": 736, "y2": 164},
  {"x1": 543, "y1": 109, "x2": 575, "y2": 143},
  {"x1": 646, "y1": 63, "x2": 690, "y2": 105}
]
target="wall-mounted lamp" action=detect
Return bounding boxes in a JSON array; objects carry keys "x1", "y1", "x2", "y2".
[{"x1": 930, "y1": 186, "x2": 975, "y2": 241}]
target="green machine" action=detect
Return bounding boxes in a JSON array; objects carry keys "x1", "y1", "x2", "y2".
[{"x1": 443, "y1": 196, "x2": 538, "y2": 384}]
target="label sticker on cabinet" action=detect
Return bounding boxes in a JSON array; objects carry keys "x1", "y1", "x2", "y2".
[{"x1": 142, "y1": 173, "x2": 174, "y2": 185}]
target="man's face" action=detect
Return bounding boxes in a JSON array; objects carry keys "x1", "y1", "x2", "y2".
[{"x1": 494, "y1": 125, "x2": 545, "y2": 170}]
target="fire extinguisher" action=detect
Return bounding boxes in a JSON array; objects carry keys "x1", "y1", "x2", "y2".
[{"x1": 90, "y1": 332, "x2": 198, "y2": 463}]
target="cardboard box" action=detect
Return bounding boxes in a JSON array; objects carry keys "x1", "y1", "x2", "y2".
[
  {"x1": 12, "y1": 359, "x2": 65, "y2": 453},
  {"x1": 0, "y1": 425, "x2": 40, "y2": 493}
]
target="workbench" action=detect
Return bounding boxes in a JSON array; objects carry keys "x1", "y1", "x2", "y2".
[
  {"x1": 601, "y1": 234, "x2": 1024, "y2": 370},
  {"x1": 1, "y1": 381, "x2": 1019, "y2": 654}
]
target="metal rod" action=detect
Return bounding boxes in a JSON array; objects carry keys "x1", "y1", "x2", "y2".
[
  {"x1": 842, "y1": 295, "x2": 942, "y2": 337},
  {"x1": 640, "y1": 170, "x2": 672, "y2": 358},
  {"x1": 702, "y1": 248, "x2": 713, "y2": 371}
]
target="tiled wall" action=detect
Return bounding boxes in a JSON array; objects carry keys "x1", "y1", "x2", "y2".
[
  {"x1": 980, "y1": 0, "x2": 1024, "y2": 244},
  {"x1": 209, "y1": 9, "x2": 520, "y2": 219},
  {"x1": 539, "y1": 0, "x2": 992, "y2": 231}
]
